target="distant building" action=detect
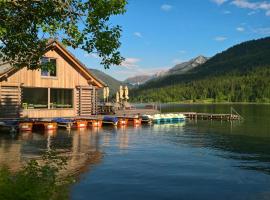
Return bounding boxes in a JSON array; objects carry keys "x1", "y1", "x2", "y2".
[{"x1": 0, "y1": 40, "x2": 105, "y2": 118}]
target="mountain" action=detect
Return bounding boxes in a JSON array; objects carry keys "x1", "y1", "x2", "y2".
[
  {"x1": 89, "y1": 69, "x2": 123, "y2": 96},
  {"x1": 124, "y1": 75, "x2": 152, "y2": 85},
  {"x1": 124, "y1": 56, "x2": 207, "y2": 86},
  {"x1": 131, "y1": 37, "x2": 270, "y2": 103},
  {"x1": 167, "y1": 56, "x2": 208, "y2": 75}
]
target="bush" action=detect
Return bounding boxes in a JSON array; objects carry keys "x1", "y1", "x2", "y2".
[{"x1": 0, "y1": 151, "x2": 73, "y2": 200}]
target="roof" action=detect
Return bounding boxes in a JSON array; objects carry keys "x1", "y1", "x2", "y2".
[
  {"x1": 0, "y1": 61, "x2": 13, "y2": 76},
  {"x1": 0, "y1": 40, "x2": 106, "y2": 88}
]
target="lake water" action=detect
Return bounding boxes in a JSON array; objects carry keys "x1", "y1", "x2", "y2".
[{"x1": 1, "y1": 104, "x2": 270, "y2": 200}]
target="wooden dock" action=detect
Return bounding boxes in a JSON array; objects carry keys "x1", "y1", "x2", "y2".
[
  {"x1": 115, "y1": 108, "x2": 160, "y2": 116},
  {"x1": 0, "y1": 108, "x2": 242, "y2": 133},
  {"x1": 180, "y1": 112, "x2": 241, "y2": 121}
]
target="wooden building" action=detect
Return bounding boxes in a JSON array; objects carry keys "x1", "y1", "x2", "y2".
[{"x1": 0, "y1": 40, "x2": 105, "y2": 118}]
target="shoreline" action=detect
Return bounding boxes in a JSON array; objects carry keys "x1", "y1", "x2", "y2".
[{"x1": 133, "y1": 102, "x2": 270, "y2": 105}]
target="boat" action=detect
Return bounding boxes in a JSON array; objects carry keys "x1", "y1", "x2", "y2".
[
  {"x1": 152, "y1": 113, "x2": 185, "y2": 124},
  {"x1": 141, "y1": 115, "x2": 153, "y2": 124},
  {"x1": 102, "y1": 116, "x2": 118, "y2": 126}
]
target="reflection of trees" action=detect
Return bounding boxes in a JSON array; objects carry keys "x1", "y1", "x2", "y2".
[{"x1": 167, "y1": 121, "x2": 270, "y2": 175}]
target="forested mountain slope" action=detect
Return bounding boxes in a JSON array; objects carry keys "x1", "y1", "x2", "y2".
[{"x1": 130, "y1": 37, "x2": 270, "y2": 103}]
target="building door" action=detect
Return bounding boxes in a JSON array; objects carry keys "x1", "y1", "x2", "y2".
[
  {"x1": 0, "y1": 85, "x2": 21, "y2": 118},
  {"x1": 76, "y1": 86, "x2": 97, "y2": 116}
]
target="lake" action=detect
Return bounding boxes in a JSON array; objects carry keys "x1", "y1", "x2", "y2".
[{"x1": 0, "y1": 104, "x2": 270, "y2": 200}]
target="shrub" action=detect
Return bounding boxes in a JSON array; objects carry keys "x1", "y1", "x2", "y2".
[{"x1": 0, "y1": 151, "x2": 73, "y2": 200}]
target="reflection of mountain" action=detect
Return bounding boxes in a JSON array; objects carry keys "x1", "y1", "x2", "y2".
[{"x1": 168, "y1": 121, "x2": 270, "y2": 175}]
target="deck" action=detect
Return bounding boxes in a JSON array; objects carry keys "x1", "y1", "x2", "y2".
[
  {"x1": 180, "y1": 112, "x2": 241, "y2": 120},
  {"x1": 0, "y1": 108, "x2": 242, "y2": 133}
]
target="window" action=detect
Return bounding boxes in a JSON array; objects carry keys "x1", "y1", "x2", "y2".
[
  {"x1": 22, "y1": 88, "x2": 48, "y2": 109},
  {"x1": 41, "y1": 57, "x2": 57, "y2": 77},
  {"x1": 50, "y1": 89, "x2": 73, "y2": 108}
]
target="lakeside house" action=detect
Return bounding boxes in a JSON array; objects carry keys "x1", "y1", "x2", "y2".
[{"x1": 0, "y1": 40, "x2": 105, "y2": 119}]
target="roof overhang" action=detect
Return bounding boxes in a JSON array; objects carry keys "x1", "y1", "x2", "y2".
[{"x1": 0, "y1": 40, "x2": 106, "y2": 89}]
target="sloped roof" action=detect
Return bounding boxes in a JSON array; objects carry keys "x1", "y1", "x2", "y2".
[
  {"x1": 0, "y1": 40, "x2": 106, "y2": 88},
  {"x1": 0, "y1": 61, "x2": 13, "y2": 76}
]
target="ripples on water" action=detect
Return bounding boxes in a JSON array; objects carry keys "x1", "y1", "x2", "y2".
[{"x1": 0, "y1": 104, "x2": 270, "y2": 200}]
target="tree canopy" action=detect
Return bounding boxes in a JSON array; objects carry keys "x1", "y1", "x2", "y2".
[{"x1": 0, "y1": 0, "x2": 127, "y2": 69}]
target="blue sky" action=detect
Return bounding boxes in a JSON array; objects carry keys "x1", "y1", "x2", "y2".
[{"x1": 70, "y1": 0, "x2": 270, "y2": 81}]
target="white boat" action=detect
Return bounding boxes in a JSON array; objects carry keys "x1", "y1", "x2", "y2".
[{"x1": 152, "y1": 113, "x2": 185, "y2": 124}]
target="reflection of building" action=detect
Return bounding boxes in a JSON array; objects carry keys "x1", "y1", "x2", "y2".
[
  {"x1": 0, "y1": 137, "x2": 23, "y2": 171},
  {"x1": 118, "y1": 127, "x2": 129, "y2": 149},
  {"x1": 0, "y1": 130, "x2": 103, "y2": 176},
  {"x1": 65, "y1": 129, "x2": 102, "y2": 176}
]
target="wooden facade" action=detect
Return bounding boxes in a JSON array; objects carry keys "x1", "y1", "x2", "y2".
[{"x1": 0, "y1": 40, "x2": 105, "y2": 118}]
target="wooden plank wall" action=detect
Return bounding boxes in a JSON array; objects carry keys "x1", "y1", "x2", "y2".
[
  {"x1": 75, "y1": 86, "x2": 93, "y2": 116},
  {"x1": 21, "y1": 109, "x2": 75, "y2": 118},
  {"x1": 0, "y1": 85, "x2": 21, "y2": 118}
]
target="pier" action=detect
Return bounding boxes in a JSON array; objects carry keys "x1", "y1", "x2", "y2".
[
  {"x1": 180, "y1": 112, "x2": 241, "y2": 121},
  {"x1": 0, "y1": 108, "x2": 242, "y2": 133}
]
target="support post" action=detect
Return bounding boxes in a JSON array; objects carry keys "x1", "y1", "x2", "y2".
[{"x1": 48, "y1": 88, "x2": 50, "y2": 109}]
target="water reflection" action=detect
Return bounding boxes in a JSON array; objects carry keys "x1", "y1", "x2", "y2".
[
  {"x1": 0, "y1": 129, "x2": 104, "y2": 174},
  {"x1": 162, "y1": 120, "x2": 270, "y2": 175},
  {"x1": 1, "y1": 104, "x2": 270, "y2": 200}
]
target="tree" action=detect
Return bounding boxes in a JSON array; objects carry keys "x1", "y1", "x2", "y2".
[{"x1": 0, "y1": 0, "x2": 127, "y2": 69}]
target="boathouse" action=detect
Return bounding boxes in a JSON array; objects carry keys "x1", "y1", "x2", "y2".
[{"x1": 0, "y1": 40, "x2": 105, "y2": 118}]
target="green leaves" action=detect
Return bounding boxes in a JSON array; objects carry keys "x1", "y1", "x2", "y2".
[
  {"x1": 0, "y1": 150, "x2": 71, "y2": 200},
  {"x1": 0, "y1": 0, "x2": 127, "y2": 70}
]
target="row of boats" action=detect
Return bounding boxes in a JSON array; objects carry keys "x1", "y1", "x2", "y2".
[{"x1": 102, "y1": 113, "x2": 186, "y2": 126}]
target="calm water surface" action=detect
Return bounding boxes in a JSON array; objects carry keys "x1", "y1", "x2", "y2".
[{"x1": 1, "y1": 104, "x2": 270, "y2": 200}]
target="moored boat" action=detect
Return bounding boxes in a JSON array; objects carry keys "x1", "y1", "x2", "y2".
[{"x1": 152, "y1": 113, "x2": 185, "y2": 124}]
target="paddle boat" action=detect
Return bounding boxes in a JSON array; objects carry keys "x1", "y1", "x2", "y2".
[{"x1": 152, "y1": 113, "x2": 185, "y2": 124}]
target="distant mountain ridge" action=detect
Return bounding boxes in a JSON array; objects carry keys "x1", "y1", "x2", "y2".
[
  {"x1": 124, "y1": 75, "x2": 152, "y2": 86},
  {"x1": 130, "y1": 37, "x2": 270, "y2": 103},
  {"x1": 89, "y1": 68, "x2": 125, "y2": 96},
  {"x1": 124, "y1": 56, "x2": 208, "y2": 85},
  {"x1": 135, "y1": 37, "x2": 270, "y2": 90},
  {"x1": 167, "y1": 56, "x2": 208, "y2": 75}
]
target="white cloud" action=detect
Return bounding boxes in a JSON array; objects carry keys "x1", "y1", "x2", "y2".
[
  {"x1": 236, "y1": 27, "x2": 245, "y2": 32},
  {"x1": 84, "y1": 53, "x2": 99, "y2": 59},
  {"x1": 253, "y1": 27, "x2": 270, "y2": 35},
  {"x1": 161, "y1": 4, "x2": 172, "y2": 11},
  {"x1": 231, "y1": 0, "x2": 270, "y2": 16},
  {"x1": 120, "y1": 58, "x2": 141, "y2": 68},
  {"x1": 231, "y1": 0, "x2": 257, "y2": 9},
  {"x1": 134, "y1": 32, "x2": 143, "y2": 38},
  {"x1": 172, "y1": 59, "x2": 184, "y2": 64},
  {"x1": 214, "y1": 36, "x2": 227, "y2": 41},
  {"x1": 179, "y1": 50, "x2": 187, "y2": 54},
  {"x1": 212, "y1": 0, "x2": 228, "y2": 5},
  {"x1": 248, "y1": 11, "x2": 257, "y2": 15},
  {"x1": 113, "y1": 66, "x2": 171, "y2": 80},
  {"x1": 223, "y1": 10, "x2": 232, "y2": 14}
]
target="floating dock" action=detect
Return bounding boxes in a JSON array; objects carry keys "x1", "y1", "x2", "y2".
[
  {"x1": 180, "y1": 112, "x2": 241, "y2": 121},
  {"x1": 0, "y1": 109, "x2": 242, "y2": 133}
]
